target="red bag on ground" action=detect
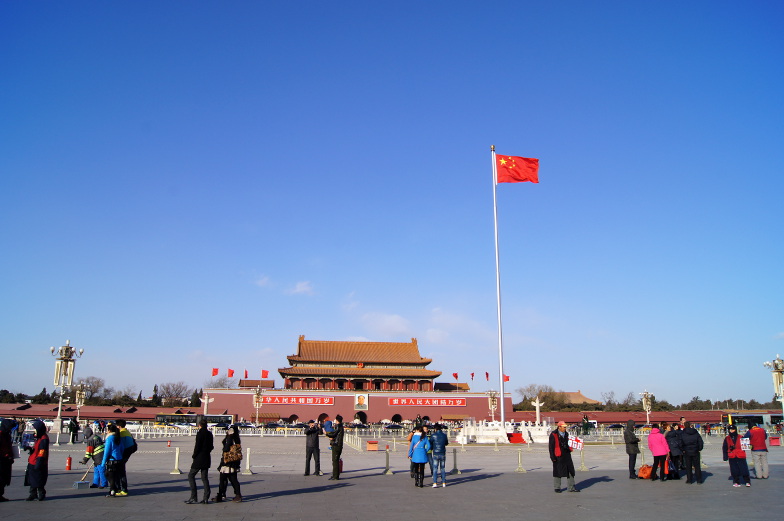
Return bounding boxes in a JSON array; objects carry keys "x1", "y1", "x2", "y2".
[{"x1": 638, "y1": 465, "x2": 652, "y2": 479}]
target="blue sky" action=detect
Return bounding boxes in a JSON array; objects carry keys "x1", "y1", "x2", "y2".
[{"x1": 2, "y1": 1, "x2": 782, "y2": 407}]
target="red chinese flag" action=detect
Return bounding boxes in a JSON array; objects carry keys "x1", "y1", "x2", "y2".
[
  {"x1": 504, "y1": 374, "x2": 510, "y2": 382},
  {"x1": 244, "y1": 369, "x2": 248, "y2": 379},
  {"x1": 485, "y1": 372, "x2": 489, "y2": 381},
  {"x1": 496, "y1": 155, "x2": 539, "y2": 184},
  {"x1": 261, "y1": 369, "x2": 269, "y2": 379},
  {"x1": 211, "y1": 368, "x2": 219, "y2": 377},
  {"x1": 227, "y1": 368, "x2": 235, "y2": 378},
  {"x1": 470, "y1": 372, "x2": 475, "y2": 380},
  {"x1": 452, "y1": 372, "x2": 458, "y2": 381}
]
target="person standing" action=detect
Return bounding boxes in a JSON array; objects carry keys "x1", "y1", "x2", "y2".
[
  {"x1": 744, "y1": 421, "x2": 769, "y2": 479},
  {"x1": 429, "y1": 424, "x2": 449, "y2": 488},
  {"x1": 115, "y1": 419, "x2": 136, "y2": 497},
  {"x1": 0, "y1": 419, "x2": 15, "y2": 502},
  {"x1": 623, "y1": 420, "x2": 641, "y2": 479},
  {"x1": 102, "y1": 423, "x2": 124, "y2": 497},
  {"x1": 680, "y1": 421, "x2": 704, "y2": 484},
  {"x1": 723, "y1": 424, "x2": 751, "y2": 487},
  {"x1": 216, "y1": 425, "x2": 242, "y2": 502},
  {"x1": 80, "y1": 430, "x2": 107, "y2": 489},
  {"x1": 647, "y1": 423, "x2": 669, "y2": 482},
  {"x1": 68, "y1": 418, "x2": 80, "y2": 444},
  {"x1": 408, "y1": 426, "x2": 431, "y2": 488},
  {"x1": 185, "y1": 419, "x2": 213, "y2": 504},
  {"x1": 324, "y1": 415, "x2": 344, "y2": 480},
  {"x1": 664, "y1": 423, "x2": 683, "y2": 480},
  {"x1": 304, "y1": 420, "x2": 323, "y2": 476},
  {"x1": 82, "y1": 423, "x2": 93, "y2": 444},
  {"x1": 421, "y1": 424, "x2": 434, "y2": 479},
  {"x1": 24, "y1": 419, "x2": 50, "y2": 501},
  {"x1": 549, "y1": 421, "x2": 578, "y2": 493}
]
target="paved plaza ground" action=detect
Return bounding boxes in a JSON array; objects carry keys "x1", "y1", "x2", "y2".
[{"x1": 2, "y1": 433, "x2": 781, "y2": 520}]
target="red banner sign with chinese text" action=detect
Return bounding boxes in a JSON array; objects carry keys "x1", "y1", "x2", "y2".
[{"x1": 387, "y1": 397, "x2": 466, "y2": 407}]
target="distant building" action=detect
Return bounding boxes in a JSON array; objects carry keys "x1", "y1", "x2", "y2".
[{"x1": 542, "y1": 390, "x2": 602, "y2": 405}]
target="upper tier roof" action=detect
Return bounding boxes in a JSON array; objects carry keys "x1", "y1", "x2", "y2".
[{"x1": 287, "y1": 335, "x2": 432, "y2": 365}]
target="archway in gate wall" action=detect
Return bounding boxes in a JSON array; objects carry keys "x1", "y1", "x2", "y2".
[
  {"x1": 317, "y1": 412, "x2": 330, "y2": 422},
  {"x1": 353, "y1": 411, "x2": 367, "y2": 424},
  {"x1": 287, "y1": 414, "x2": 299, "y2": 423},
  {"x1": 391, "y1": 413, "x2": 403, "y2": 423}
]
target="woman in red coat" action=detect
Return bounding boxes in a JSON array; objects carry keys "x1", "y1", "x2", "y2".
[{"x1": 723, "y1": 424, "x2": 750, "y2": 487}]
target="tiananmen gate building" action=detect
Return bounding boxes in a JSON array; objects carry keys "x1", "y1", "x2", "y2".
[{"x1": 203, "y1": 336, "x2": 513, "y2": 424}]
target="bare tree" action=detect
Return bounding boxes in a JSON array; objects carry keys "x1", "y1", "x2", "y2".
[
  {"x1": 601, "y1": 390, "x2": 617, "y2": 407},
  {"x1": 158, "y1": 381, "x2": 194, "y2": 406},
  {"x1": 621, "y1": 391, "x2": 637, "y2": 407},
  {"x1": 516, "y1": 383, "x2": 556, "y2": 402},
  {"x1": 203, "y1": 376, "x2": 238, "y2": 389}
]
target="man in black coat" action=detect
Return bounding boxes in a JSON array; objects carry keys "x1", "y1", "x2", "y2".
[
  {"x1": 680, "y1": 421, "x2": 704, "y2": 484},
  {"x1": 185, "y1": 420, "x2": 214, "y2": 504},
  {"x1": 304, "y1": 420, "x2": 323, "y2": 476},
  {"x1": 325, "y1": 415, "x2": 344, "y2": 480}
]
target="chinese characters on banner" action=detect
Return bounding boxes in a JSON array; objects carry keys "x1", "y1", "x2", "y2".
[
  {"x1": 387, "y1": 397, "x2": 466, "y2": 407},
  {"x1": 568, "y1": 435, "x2": 584, "y2": 451},
  {"x1": 261, "y1": 396, "x2": 334, "y2": 405}
]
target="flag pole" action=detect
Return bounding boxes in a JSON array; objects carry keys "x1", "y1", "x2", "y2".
[{"x1": 491, "y1": 144, "x2": 506, "y2": 427}]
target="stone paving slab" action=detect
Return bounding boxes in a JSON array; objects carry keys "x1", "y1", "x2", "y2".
[{"x1": 1, "y1": 436, "x2": 780, "y2": 520}]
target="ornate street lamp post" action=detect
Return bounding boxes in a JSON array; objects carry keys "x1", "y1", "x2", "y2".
[
  {"x1": 50, "y1": 340, "x2": 84, "y2": 445},
  {"x1": 762, "y1": 355, "x2": 784, "y2": 425},
  {"x1": 640, "y1": 390, "x2": 652, "y2": 425},
  {"x1": 487, "y1": 390, "x2": 499, "y2": 423},
  {"x1": 253, "y1": 386, "x2": 264, "y2": 426},
  {"x1": 75, "y1": 384, "x2": 86, "y2": 423}
]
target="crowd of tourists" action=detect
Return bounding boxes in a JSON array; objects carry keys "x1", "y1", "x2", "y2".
[
  {"x1": 0, "y1": 415, "x2": 775, "y2": 503},
  {"x1": 621, "y1": 419, "x2": 770, "y2": 487}
]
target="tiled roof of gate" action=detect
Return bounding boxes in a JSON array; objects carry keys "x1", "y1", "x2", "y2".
[
  {"x1": 278, "y1": 367, "x2": 441, "y2": 378},
  {"x1": 287, "y1": 336, "x2": 432, "y2": 364}
]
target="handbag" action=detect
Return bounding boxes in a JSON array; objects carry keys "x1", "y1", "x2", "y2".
[
  {"x1": 637, "y1": 464, "x2": 652, "y2": 479},
  {"x1": 223, "y1": 443, "x2": 242, "y2": 463}
]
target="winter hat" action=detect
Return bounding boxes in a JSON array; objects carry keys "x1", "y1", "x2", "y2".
[
  {"x1": 31, "y1": 419, "x2": 46, "y2": 435},
  {"x1": 0, "y1": 418, "x2": 14, "y2": 432}
]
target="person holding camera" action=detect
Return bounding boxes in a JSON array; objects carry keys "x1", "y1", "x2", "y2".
[{"x1": 304, "y1": 420, "x2": 323, "y2": 476}]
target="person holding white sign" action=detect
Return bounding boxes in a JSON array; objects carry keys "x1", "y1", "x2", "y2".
[
  {"x1": 549, "y1": 421, "x2": 578, "y2": 493},
  {"x1": 722, "y1": 424, "x2": 750, "y2": 487}
]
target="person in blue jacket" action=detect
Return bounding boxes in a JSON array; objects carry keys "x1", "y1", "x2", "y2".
[
  {"x1": 429, "y1": 424, "x2": 449, "y2": 488},
  {"x1": 101, "y1": 423, "x2": 125, "y2": 497},
  {"x1": 408, "y1": 425, "x2": 431, "y2": 488}
]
